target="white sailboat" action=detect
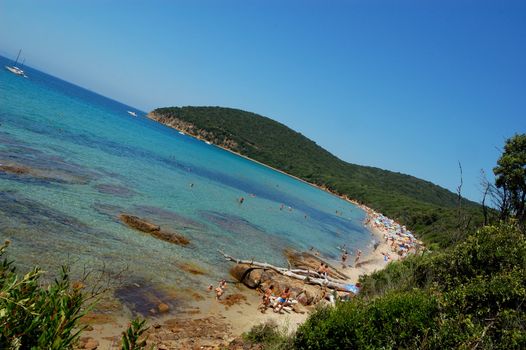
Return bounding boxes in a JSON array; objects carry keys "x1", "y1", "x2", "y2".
[{"x1": 5, "y1": 49, "x2": 27, "y2": 77}]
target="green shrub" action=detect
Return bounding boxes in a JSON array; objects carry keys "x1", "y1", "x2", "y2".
[
  {"x1": 243, "y1": 320, "x2": 294, "y2": 350},
  {"x1": 0, "y1": 241, "x2": 89, "y2": 349},
  {"x1": 294, "y1": 222, "x2": 526, "y2": 349},
  {"x1": 0, "y1": 241, "x2": 152, "y2": 350},
  {"x1": 294, "y1": 290, "x2": 439, "y2": 349},
  {"x1": 121, "y1": 317, "x2": 150, "y2": 350}
]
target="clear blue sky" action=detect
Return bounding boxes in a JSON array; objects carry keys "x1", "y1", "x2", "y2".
[{"x1": 1, "y1": 0, "x2": 525, "y2": 202}]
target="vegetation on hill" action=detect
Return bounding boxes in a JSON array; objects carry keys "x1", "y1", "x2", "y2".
[{"x1": 150, "y1": 106, "x2": 484, "y2": 247}]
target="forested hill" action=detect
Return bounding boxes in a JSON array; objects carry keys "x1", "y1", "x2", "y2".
[{"x1": 149, "y1": 106, "x2": 483, "y2": 247}]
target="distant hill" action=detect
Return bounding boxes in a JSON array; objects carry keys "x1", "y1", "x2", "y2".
[{"x1": 149, "y1": 106, "x2": 483, "y2": 247}]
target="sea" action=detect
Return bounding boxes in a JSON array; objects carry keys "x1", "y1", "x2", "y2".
[{"x1": 0, "y1": 55, "x2": 374, "y2": 315}]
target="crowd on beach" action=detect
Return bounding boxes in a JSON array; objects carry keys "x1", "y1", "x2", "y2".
[
  {"x1": 206, "y1": 195, "x2": 422, "y2": 317},
  {"x1": 357, "y1": 203, "x2": 423, "y2": 260},
  {"x1": 208, "y1": 258, "x2": 363, "y2": 316}
]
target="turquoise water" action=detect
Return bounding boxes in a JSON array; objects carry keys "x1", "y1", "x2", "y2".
[{"x1": 0, "y1": 56, "x2": 373, "y2": 313}]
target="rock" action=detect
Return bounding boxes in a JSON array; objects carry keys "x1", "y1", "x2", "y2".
[
  {"x1": 219, "y1": 294, "x2": 247, "y2": 308},
  {"x1": 178, "y1": 262, "x2": 207, "y2": 275},
  {"x1": 72, "y1": 281, "x2": 86, "y2": 290},
  {"x1": 84, "y1": 339, "x2": 99, "y2": 350},
  {"x1": 119, "y1": 214, "x2": 160, "y2": 233},
  {"x1": 229, "y1": 263, "x2": 324, "y2": 305},
  {"x1": 151, "y1": 229, "x2": 190, "y2": 246},
  {"x1": 153, "y1": 323, "x2": 162, "y2": 329},
  {"x1": 229, "y1": 264, "x2": 262, "y2": 289},
  {"x1": 296, "y1": 291, "x2": 310, "y2": 306},
  {"x1": 78, "y1": 337, "x2": 99, "y2": 350},
  {"x1": 0, "y1": 164, "x2": 30, "y2": 174},
  {"x1": 229, "y1": 263, "x2": 252, "y2": 282},
  {"x1": 119, "y1": 214, "x2": 190, "y2": 246},
  {"x1": 245, "y1": 268, "x2": 263, "y2": 288},
  {"x1": 285, "y1": 249, "x2": 348, "y2": 280},
  {"x1": 158, "y1": 303, "x2": 170, "y2": 313},
  {"x1": 84, "y1": 325, "x2": 94, "y2": 331}
]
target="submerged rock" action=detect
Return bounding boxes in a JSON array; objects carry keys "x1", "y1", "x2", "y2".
[
  {"x1": 119, "y1": 214, "x2": 160, "y2": 232},
  {"x1": 0, "y1": 164, "x2": 31, "y2": 174},
  {"x1": 0, "y1": 160, "x2": 91, "y2": 185},
  {"x1": 95, "y1": 183, "x2": 136, "y2": 198},
  {"x1": 177, "y1": 262, "x2": 208, "y2": 275},
  {"x1": 119, "y1": 214, "x2": 190, "y2": 246},
  {"x1": 158, "y1": 303, "x2": 170, "y2": 313},
  {"x1": 78, "y1": 337, "x2": 99, "y2": 350},
  {"x1": 114, "y1": 280, "x2": 179, "y2": 316},
  {"x1": 151, "y1": 229, "x2": 190, "y2": 246}
]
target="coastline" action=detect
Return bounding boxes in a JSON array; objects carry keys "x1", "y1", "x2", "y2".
[
  {"x1": 77, "y1": 113, "x2": 424, "y2": 349},
  {"x1": 82, "y1": 209, "x2": 414, "y2": 349},
  {"x1": 82, "y1": 225, "x2": 401, "y2": 349}
]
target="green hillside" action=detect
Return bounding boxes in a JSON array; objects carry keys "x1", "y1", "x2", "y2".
[{"x1": 149, "y1": 106, "x2": 484, "y2": 247}]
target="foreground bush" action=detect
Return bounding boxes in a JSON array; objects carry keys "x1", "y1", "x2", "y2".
[
  {"x1": 0, "y1": 241, "x2": 89, "y2": 349},
  {"x1": 243, "y1": 320, "x2": 294, "y2": 350},
  {"x1": 295, "y1": 291, "x2": 438, "y2": 349},
  {"x1": 293, "y1": 222, "x2": 526, "y2": 349},
  {"x1": 0, "y1": 241, "x2": 151, "y2": 349}
]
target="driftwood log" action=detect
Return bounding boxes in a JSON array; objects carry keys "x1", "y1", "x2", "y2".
[{"x1": 219, "y1": 251, "x2": 350, "y2": 292}]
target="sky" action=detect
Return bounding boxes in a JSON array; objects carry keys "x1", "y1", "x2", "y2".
[{"x1": 1, "y1": 0, "x2": 525, "y2": 202}]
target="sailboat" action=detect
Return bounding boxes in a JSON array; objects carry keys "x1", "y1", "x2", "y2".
[{"x1": 5, "y1": 49, "x2": 27, "y2": 77}]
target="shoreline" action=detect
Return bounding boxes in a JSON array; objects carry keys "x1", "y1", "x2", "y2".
[
  {"x1": 83, "y1": 208, "x2": 417, "y2": 349},
  {"x1": 80, "y1": 113, "x2": 425, "y2": 349}
]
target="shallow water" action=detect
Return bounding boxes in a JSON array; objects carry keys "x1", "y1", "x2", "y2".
[{"x1": 0, "y1": 56, "x2": 373, "y2": 314}]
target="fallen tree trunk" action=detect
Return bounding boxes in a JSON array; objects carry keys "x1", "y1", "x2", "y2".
[{"x1": 219, "y1": 251, "x2": 350, "y2": 292}]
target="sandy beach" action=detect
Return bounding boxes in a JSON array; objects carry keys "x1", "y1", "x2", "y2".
[{"x1": 79, "y1": 205, "x2": 412, "y2": 350}]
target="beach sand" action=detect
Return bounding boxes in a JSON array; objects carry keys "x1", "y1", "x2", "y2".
[{"x1": 80, "y1": 219, "x2": 400, "y2": 349}]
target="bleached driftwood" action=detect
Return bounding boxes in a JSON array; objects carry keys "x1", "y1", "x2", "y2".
[{"x1": 219, "y1": 250, "x2": 350, "y2": 291}]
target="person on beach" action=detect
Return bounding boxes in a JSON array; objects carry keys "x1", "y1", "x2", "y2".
[
  {"x1": 215, "y1": 285, "x2": 224, "y2": 300},
  {"x1": 341, "y1": 250, "x2": 348, "y2": 268},
  {"x1": 258, "y1": 285, "x2": 274, "y2": 313},
  {"x1": 274, "y1": 287, "x2": 291, "y2": 314},
  {"x1": 317, "y1": 263, "x2": 325, "y2": 278},
  {"x1": 354, "y1": 249, "x2": 362, "y2": 266},
  {"x1": 214, "y1": 279, "x2": 227, "y2": 300},
  {"x1": 318, "y1": 263, "x2": 329, "y2": 279},
  {"x1": 219, "y1": 279, "x2": 227, "y2": 289}
]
